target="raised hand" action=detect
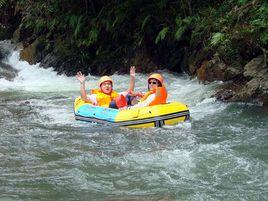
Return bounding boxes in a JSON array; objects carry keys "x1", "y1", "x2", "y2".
[
  {"x1": 129, "y1": 66, "x2": 135, "y2": 92},
  {"x1": 76, "y1": 71, "x2": 86, "y2": 84},
  {"x1": 130, "y1": 66, "x2": 135, "y2": 77}
]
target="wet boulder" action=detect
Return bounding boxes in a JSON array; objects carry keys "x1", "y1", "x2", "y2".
[
  {"x1": 20, "y1": 37, "x2": 46, "y2": 64},
  {"x1": 40, "y1": 53, "x2": 84, "y2": 76},
  {"x1": 214, "y1": 55, "x2": 268, "y2": 106},
  {"x1": 201, "y1": 55, "x2": 242, "y2": 83},
  {"x1": 40, "y1": 47, "x2": 159, "y2": 76},
  {"x1": 0, "y1": 62, "x2": 18, "y2": 81},
  {"x1": 232, "y1": 56, "x2": 268, "y2": 105},
  {"x1": 196, "y1": 54, "x2": 228, "y2": 83},
  {"x1": 0, "y1": 25, "x2": 13, "y2": 40},
  {"x1": 116, "y1": 49, "x2": 159, "y2": 74}
]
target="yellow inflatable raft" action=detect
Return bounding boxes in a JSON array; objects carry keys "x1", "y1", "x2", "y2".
[{"x1": 74, "y1": 97, "x2": 190, "y2": 128}]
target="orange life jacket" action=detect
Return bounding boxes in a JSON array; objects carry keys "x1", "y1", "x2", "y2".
[
  {"x1": 91, "y1": 89, "x2": 119, "y2": 107},
  {"x1": 140, "y1": 87, "x2": 167, "y2": 106}
]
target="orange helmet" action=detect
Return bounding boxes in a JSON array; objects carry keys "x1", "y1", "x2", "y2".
[
  {"x1": 98, "y1": 76, "x2": 113, "y2": 87},
  {"x1": 148, "y1": 73, "x2": 164, "y2": 85}
]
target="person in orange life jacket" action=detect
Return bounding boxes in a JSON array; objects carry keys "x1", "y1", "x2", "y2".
[
  {"x1": 76, "y1": 66, "x2": 136, "y2": 107},
  {"x1": 127, "y1": 73, "x2": 167, "y2": 108}
]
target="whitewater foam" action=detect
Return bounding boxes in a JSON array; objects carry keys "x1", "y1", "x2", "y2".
[{"x1": 0, "y1": 48, "x2": 227, "y2": 122}]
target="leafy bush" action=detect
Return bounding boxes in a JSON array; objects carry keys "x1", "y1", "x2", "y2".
[{"x1": 3, "y1": 0, "x2": 267, "y2": 73}]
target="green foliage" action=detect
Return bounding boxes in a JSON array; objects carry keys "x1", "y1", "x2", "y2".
[
  {"x1": 174, "y1": 17, "x2": 192, "y2": 41},
  {"x1": 68, "y1": 15, "x2": 84, "y2": 39},
  {"x1": 237, "y1": 0, "x2": 250, "y2": 4},
  {"x1": 155, "y1": 27, "x2": 169, "y2": 44},
  {"x1": 79, "y1": 28, "x2": 99, "y2": 47},
  {"x1": 174, "y1": 26, "x2": 186, "y2": 41},
  {"x1": 190, "y1": 0, "x2": 267, "y2": 64},
  {"x1": 250, "y1": 4, "x2": 268, "y2": 45},
  {"x1": 141, "y1": 15, "x2": 151, "y2": 31},
  {"x1": 4, "y1": 0, "x2": 266, "y2": 72},
  {"x1": 210, "y1": 33, "x2": 225, "y2": 46},
  {"x1": 156, "y1": 0, "x2": 167, "y2": 10},
  {"x1": 0, "y1": 0, "x2": 8, "y2": 7}
]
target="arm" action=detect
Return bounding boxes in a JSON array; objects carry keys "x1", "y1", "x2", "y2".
[
  {"x1": 76, "y1": 71, "x2": 90, "y2": 101},
  {"x1": 130, "y1": 94, "x2": 155, "y2": 108},
  {"x1": 128, "y1": 66, "x2": 135, "y2": 92}
]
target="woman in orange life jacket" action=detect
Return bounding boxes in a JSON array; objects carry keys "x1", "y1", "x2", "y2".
[
  {"x1": 76, "y1": 66, "x2": 136, "y2": 108},
  {"x1": 127, "y1": 73, "x2": 167, "y2": 109}
]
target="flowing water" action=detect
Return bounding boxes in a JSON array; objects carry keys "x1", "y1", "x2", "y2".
[{"x1": 0, "y1": 41, "x2": 267, "y2": 201}]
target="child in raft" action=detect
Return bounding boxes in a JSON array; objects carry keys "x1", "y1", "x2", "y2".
[
  {"x1": 76, "y1": 66, "x2": 136, "y2": 108},
  {"x1": 123, "y1": 73, "x2": 167, "y2": 109},
  {"x1": 110, "y1": 71, "x2": 167, "y2": 109}
]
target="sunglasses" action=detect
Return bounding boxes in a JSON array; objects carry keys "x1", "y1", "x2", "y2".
[{"x1": 148, "y1": 81, "x2": 158, "y2": 85}]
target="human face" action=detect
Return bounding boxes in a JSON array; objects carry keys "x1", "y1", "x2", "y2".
[
  {"x1": 148, "y1": 78, "x2": 159, "y2": 90},
  {"x1": 100, "y1": 81, "x2": 112, "y2": 94}
]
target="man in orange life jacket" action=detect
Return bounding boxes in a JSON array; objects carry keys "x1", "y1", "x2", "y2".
[
  {"x1": 76, "y1": 66, "x2": 135, "y2": 108},
  {"x1": 128, "y1": 73, "x2": 167, "y2": 108}
]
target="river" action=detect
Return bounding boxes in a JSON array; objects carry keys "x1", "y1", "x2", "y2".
[{"x1": 0, "y1": 41, "x2": 267, "y2": 201}]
